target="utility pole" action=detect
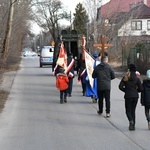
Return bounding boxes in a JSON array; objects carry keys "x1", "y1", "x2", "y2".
[
  {"x1": 94, "y1": 0, "x2": 97, "y2": 43},
  {"x1": 70, "y1": 11, "x2": 72, "y2": 30}
]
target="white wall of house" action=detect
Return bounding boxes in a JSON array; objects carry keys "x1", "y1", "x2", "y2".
[
  {"x1": 118, "y1": 19, "x2": 150, "y2": 36},
  {"x1": 144, "y1": 0, "x2": 147, "y2": 5}
]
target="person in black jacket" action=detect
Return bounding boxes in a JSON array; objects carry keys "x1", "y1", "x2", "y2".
[
  {"x1": 119, "y1": 64, "x2": 143, "y2": 131},
  {"x1": 92, "y1": 56, "x2": 115, "y2": 117},
  {"x1": 65, "y1": 53, "x2": 75, "y2": 97},
  {"x1": 141, "y1": 69, "x2": 150, "y2": 130},
  {"x1": 78, "y1": 60, "x2": 86, "y2": 96}
]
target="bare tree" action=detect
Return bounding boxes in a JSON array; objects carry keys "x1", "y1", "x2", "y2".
[
  {"x1": 81, "y1": 0, "x2": 105, "y2": 53},
  {"x1": 1, "y1": 0, "x2": 17, "y2": 60},
  {"x1": 33, "y1": 0, "x2": 70, "y2": 42},
  {"x1": 0, "y1": 0, "x2": 35, "y2": 66}
]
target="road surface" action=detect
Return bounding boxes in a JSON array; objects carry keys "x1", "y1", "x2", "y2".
[{"x1": 0, "y1": 57, "x2": 149, "y2": 150}]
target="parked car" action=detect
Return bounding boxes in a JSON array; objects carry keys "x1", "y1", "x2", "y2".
[
  {"x1": 39, "y1": 46, "x2": 54, "y2": 67},
  {"x1": 23, "y1": 51, "x2": 37, "y2": 57}
]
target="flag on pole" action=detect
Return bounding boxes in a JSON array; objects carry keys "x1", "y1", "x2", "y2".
[
  {"x1": 82, "y1": 36, "x2": 86, "y2": 60},
  {"x1": 56, "y1": 43, "x2": 67, "y2": 71},
  {"x1": 84, "y1": 50, "x2": 95, "y2": 88}
]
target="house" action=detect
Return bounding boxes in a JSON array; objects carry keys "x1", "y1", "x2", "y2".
[
  {"x1": 97, "y1": 0, "x2": 150, "y2": 35},
  {"x1": 98, "y1": 0, "x2": 150, "y2": 18},
  {"x1": 96, "y1": 0, "x2": 150, "y2": 70},
  {"x1": 117, "y1": 3, "x2": 150, "y2": 68},
  {"x1": 117, "y1": 4, "x2": 150, "y2": 37},
  {"x1": 97, "y1": 0, "x2": 150, "y2": 25}
]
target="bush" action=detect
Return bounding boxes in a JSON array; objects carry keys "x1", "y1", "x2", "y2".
[{"x1": 137, "y1": 61, "x2": 150, "y2": 75}]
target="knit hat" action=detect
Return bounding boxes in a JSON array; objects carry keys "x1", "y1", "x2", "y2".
[
  {"x1": 59, "y1": 67, "x2": 65, "y2": 73},
  {"x1": 68, "y1": 52, "x2": 73, "y2": 57},
  {"x1": 146, "y1": 70, "x2": 150, "y2": 78},
  {"x1": 93, "y1": 53, "x2": 98, "y2": 59},
  {"x1": 98, "y1": 51, "x2": 108, "y2": 57},
  {"x1": 129, "y1": 64, "x2": 136, "y2": 72}
]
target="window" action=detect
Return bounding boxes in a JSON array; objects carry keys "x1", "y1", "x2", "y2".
[
  {"x1": 148, "y1": 20, "x2": 150, "y2": 30},
  {"x1": 131, "y1": 21, "x2": 142, "y2": 30}
]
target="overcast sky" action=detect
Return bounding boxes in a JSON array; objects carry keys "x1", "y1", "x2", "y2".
[
  {"x1": 60, "y1": 0, "x2": 110, "y2": 13},
  {"x1": 60, "y1": 0, "x2": 110, "y2": 25},
  {"x1": 31, "y1": 0, "x2": 110, "y2": 34}
]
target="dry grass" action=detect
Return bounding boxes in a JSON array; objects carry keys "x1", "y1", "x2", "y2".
[
  {"x1": 0, "y1": 64, "x2": 19, "y2": 73},
  {"x1": 0, "y1": 90, "x2": 9, "y2": 112},
  {"x1": 109, "y1": 61, "x2": 122, "y2": 67}
]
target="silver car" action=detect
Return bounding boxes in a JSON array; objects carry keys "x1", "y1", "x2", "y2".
[{"x1": 39, "y1": 46, "x2": 54, "y2": 67}]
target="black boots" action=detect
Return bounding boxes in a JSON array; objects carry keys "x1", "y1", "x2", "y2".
[
  {"x1": 129, "y1": 121, "x2": 135, "y2": 131},
  {"x1": 60, "y1": 97, "x2": 67, "y2": 104},
  {"x1": 64, "y1": 97, "x2": 67, "y2": 103},
  {"x1": 60, "y1": 99, "x2": 63, "y2": 104}
]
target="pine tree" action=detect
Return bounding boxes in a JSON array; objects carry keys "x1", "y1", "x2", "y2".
[{"x1": 73, "y1": 3, "x2": 89, "y2": 36}]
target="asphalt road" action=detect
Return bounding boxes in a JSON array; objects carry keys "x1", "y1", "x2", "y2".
[{"x1": 0, "y1": 57, "x2": 149, "y2": 150}]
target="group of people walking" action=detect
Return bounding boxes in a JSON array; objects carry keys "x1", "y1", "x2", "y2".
[{"x1": 53, "y1": 51, "x2": 150, "y2": 131}]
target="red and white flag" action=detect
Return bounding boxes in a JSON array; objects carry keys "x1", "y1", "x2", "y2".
[{"x1": 56, "y1": 43, "x2": 67, "y2": 71}]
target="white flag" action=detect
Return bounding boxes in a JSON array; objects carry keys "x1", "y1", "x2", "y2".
[{"x1": 84, "y1": 50, "x2": 95, "y2": 88}]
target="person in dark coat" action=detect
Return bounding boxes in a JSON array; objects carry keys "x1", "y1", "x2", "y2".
[
  {"x1": 141, "y1": 69, "x2": 150, "y2": 130},
  {"x1": 78, "y1": 60, "x2": 86, "y2": 96},
  {"x1": 77, "y1": 53, "x2": 82, "y2": 74},
  {"x1": 92, "y1": 56, "x2": 115, "y2": 117},
  {"x1": 65, "y1": 53, "x2": 75, "y2": 97},
  {"x1": 119, "y1": 64, "x2": 143, "y2": 131}
]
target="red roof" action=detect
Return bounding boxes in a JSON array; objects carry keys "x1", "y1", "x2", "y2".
[
  {"x1": 101, "y1": 0, "x2": 150, "y2": 18},
  {"x1": 148, "y1": 0, "x2": 150, "y2": 6}
]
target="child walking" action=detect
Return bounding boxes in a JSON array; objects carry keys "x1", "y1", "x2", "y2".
[
  {"x1": 141, "y1": 69, "x2": 150, "y2": 129},
  {"x1": 56, "y1": 67, "x2": 69, "y2": 104}
]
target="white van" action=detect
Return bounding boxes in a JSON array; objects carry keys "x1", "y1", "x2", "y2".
[{"x1": 39, "y1": 46, "x2": 54, "y2": 67}]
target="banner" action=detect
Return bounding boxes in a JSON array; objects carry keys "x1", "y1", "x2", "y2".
[
  {"x1": 56, "y1": 43, "x2": 67, "y2": 71},
  {"x1": 84, "y1": 50, "x2": 95, "y2": 88}
]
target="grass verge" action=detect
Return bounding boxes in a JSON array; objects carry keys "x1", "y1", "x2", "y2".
[
  {"x1": 0, "y1": 63, "x2": 20, "y2": 112},
  {"x1": 0, "y1": 90, "x2": 9, "y2": 112}
]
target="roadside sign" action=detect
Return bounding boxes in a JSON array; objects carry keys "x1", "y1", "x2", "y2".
[{"x1": 51, "y1": 41, "x2": 55, "y2": 46}]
